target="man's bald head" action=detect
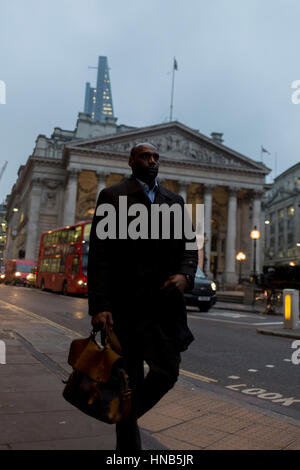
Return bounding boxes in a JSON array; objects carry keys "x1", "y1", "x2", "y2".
[{"x1": 130, "y1": 142, "x2": 158, "y2": 159}]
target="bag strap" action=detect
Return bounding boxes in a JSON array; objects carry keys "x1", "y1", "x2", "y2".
[
  {"x1": 91, "y1": 325, "x2": 123, "y2": 355},
  {"x1": 90, "y1": 325, "x2": 111, "y2": 346}
]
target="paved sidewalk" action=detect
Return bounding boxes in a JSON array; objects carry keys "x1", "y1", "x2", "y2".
[
  {"x1": 0, "y1": 298, "x2": 300, "y2": 450},
  {"x1": 256, "y1": 325, "x2": 300, "y2": 339}
]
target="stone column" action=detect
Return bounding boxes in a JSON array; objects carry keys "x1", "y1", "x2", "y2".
[
  {"x1": 5, "y1": 206, "x2": 20, "y2": 261},
  {"x1": 274, "y1": 208, "x2": 279, "y2": 257},
  {"x1": 203, "y1": 184, "x2": 214, "y2": 278},
  {"x1": 25, "y1": 179, "x2": 42, "y2": 260},
  {"x1": 63, "y1": 168, "x2": 79, "y2": 226},
  {"x1": 178, "y1": 181, "x2": 189, "y2": 202},
  {"x1": 240, "y1": 193, "x2": 251, "y2": 275},
  {"x1": 225, "y1": 188, "x2": 238, "y2": 284},
  {"x1": 252, "y1": 191, "x2": 262, "y2": 274},
  {"x1": 96, "y1": 171, "x2": 109, "y2": 199},
  {"x1": 260, "y1": 198, "x2": 266, "y2": 268},
  {"x1": 283, "y1": 207, "x2": 288, "y2": 258}
]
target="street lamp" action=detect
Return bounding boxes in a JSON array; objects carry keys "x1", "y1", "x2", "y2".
[
  {"x1": 250, "y1": 226, "x2": 261, "y2": 284},
  {"x1": 236, "y1": 251, "x2": 246, "y2": 284}
]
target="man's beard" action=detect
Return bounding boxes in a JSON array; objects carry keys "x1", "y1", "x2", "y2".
[{"x1": 133, "y1": 167, "x2": 158, "y2": 184}]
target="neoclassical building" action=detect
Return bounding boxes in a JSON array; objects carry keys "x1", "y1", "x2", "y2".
[
  {"x1": 4, "y1": 113, "x2": 269, "y2": 285},
  {"x1": 264, "y1": 162, "x2": 300, "y2": 266}
]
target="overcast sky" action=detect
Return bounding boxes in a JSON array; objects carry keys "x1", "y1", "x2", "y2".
[{"x1": 0, "y1": 0, "x2": 300, "y2": 202}]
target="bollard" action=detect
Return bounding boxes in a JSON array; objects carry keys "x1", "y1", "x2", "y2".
[{"x1": 283, "y1": 289, "x2": 299, "y2": 329}]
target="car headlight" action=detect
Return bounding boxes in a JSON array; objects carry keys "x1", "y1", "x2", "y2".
[
  {"x1": 15, "y1": 272, "x2": 21, "y2": 277},
  {"x1": 211, "y1": 282, "x2": 217, "y2": 291},
  {"x1": 26, "y1": 274, "x2": 33, "y2": 280},
  {"x1": 0, "y1": 274, "x2": 5, "y2": 279}
]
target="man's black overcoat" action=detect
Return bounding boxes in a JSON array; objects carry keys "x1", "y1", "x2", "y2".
[{"x1": 88, "y1": 176, "x2": 198, "y2": 356}]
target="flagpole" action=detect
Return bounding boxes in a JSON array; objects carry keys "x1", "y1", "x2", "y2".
[
  {"x1": 261, "y1": 146, "x2": 263, "y2": 164},
  {"x1": 170, "y1": 58, "x2": 176, "y2": 121},
  {"x1": 275, "y1": 152, "x2": 278, "y2": 180}
]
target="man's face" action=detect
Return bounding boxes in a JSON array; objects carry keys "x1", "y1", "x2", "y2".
[{"x1": 129, "y1": 144, "x2": 159, "y2": 183}]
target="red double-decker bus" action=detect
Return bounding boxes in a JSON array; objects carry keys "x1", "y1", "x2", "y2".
[{"x1": 36, "y1": 220, "x2": 91, "y2": 295}]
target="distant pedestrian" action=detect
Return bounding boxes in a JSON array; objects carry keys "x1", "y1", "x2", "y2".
[{"x1": 264, "y1": 267, "x2": 276, "y2": 314}]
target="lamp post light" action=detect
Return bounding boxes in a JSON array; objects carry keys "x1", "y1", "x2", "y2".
[
  {"x1": 236, "y1": 251, "x2": 246, "y2": 284},
  {"x1": 250, "y1": 226, "x2": 261, "y2": 284}
]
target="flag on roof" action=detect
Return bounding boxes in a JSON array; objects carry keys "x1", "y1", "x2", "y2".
[{"x1": 261, "y1": 145, "x2": 270, "y2": 155}]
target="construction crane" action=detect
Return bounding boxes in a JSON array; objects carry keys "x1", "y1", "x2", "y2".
[{"x1": 0, "y1": 161, "x2": 7, "y2": 182}]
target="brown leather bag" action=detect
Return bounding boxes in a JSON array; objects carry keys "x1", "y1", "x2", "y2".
[{"x1": 62, "y1": 327, "x2": 131, "y2": 424}]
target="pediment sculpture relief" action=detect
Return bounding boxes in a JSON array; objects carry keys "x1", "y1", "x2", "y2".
[{"x1": 87, "y1": 132, "x2": 251, "y2": 169}]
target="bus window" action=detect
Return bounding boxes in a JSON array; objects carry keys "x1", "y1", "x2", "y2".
[
  {"x1": 72, "y1": 256, "x2": 80, "y2": 274},
  {"x1": 67, "y1": 229, "x2": 76, "y2": 243},
  {"x1": 74, "y1": 226, "x2": 82, "y2": 242},
  {"x1": 83, "y1": 223, "x2": 91, "y2": 242},
  {"x1": 52, "y1": 258, "x2": 60, "y2": 273},
  {"x1": 59, "y1": 255, "x2": 66, "y2": 273},
  {"x1": 52, "y1": 232, "x2": 59, "y2": 245},
  {"x1": 60, "y1": 230, "x2": 68, "y2": 244},
  {"x1": 43, "y1": 234, "x2": 49, "y2": 246},
  {"x1": 41, "y1": 259, "x2": 50, "y2": 272}
]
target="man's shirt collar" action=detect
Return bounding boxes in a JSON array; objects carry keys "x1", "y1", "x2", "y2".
[
  {"x1": 135, "y1": 177, "x2": 158, "y2": 192},
  {"x1": 134, "y1": 177, "x2": 158, "y2": 203}
]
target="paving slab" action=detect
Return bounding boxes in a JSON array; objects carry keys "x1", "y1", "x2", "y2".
[
  {"x1": 0, "y1": 390, "x2": 75, "y2": 414},
  {"x1": 1, "y1": 375, "x2": 64, "y2": 393},
  {"x1": 0, "y1": 409, "x2": 113, "y2": 445}
]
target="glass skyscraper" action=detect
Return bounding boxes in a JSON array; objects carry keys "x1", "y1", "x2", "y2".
[{"x1": 84, "y1": 56, "x2": 114, "y2": 123}]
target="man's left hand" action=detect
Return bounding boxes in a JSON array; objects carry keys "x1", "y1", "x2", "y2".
[{"x1": 161, "y1": 274, "x2": 187, "y2": 294}]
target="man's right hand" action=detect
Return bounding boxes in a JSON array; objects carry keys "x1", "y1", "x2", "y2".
[{"x1": 91, "y1": 311, "x2": 114, "y2": 331}]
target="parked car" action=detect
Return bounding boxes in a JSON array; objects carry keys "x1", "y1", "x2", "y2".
[
  {"x1": 5, "y1": 259, "x2": 36, "y2": 286},
  {"x1": 25, "y1": 266, "x2": 37, "y2": 288},
  {"x1": 184, "y1": 267, "x2": 217, "y2": 312}
]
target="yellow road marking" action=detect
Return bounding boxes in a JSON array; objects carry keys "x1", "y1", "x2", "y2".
[{"x1": 179, "y1": 369, "x2": 218, "y2": 383}]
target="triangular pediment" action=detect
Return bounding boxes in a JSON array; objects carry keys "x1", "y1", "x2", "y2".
[
  {"x1": 267, "y1": 186, "x2": 297, "y2": 205},
  {"x1": 68, "y1": 122, "x2": 269, "y2": 174}
]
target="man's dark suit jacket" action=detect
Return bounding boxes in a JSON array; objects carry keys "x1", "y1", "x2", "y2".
[{"x1": 87, "y1": 176, "x2": 198, "y2": 356}]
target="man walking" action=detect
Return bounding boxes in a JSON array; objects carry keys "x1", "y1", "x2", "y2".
[{"x1": 88, "y1": 143, "x2": 198, "y2": 450}]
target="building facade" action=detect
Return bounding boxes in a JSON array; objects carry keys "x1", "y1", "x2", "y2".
[
  {"x1": 0, "y1": 203, "x2": 7, "y2": 271},
  {"x1": 264, "y1": 162, "x2": 300, "y2": 266},
  {"x1": 84, "y1": 56, "x2": 114, "y2": 123},
  {"x1": 4, "y1": 113, "x2": 269, "y2": 286}
]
